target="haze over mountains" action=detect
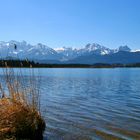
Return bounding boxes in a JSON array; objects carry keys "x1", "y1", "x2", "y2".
[{"x1": 0, "y1": 40, "x2": 140, "y2": 64}]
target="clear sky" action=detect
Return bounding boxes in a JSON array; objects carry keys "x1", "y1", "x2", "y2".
[{"x1": 0, "y1": 0, "x2": 139, "y2": 49}]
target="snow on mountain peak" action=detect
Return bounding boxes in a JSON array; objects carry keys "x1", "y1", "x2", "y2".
[
  {"x1": 131, "y1": 49, "x2": 140, "y2": 52},
  {"x1": 84, "y1": 43, "x2": 112, "y2": 55},
  {"x1": 0, "y1": 40, "x2": 137, "y2": 63},
  {"x1": 54, "y1": 47, "x2": 65, "y2": 51},
  {"x1": 54, "y1": 47, "x2": 76, "y2": 52}
]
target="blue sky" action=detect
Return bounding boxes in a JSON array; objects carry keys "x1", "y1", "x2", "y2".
[{"x1": 0, "y1": 0, "x2": 139, "y2": 49}]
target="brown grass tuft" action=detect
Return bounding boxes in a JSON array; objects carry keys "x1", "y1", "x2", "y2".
[
  {"x1": 0, "y1": 67, "x2": 45, "y2": 140},
  {"x1": 0, "y1": 98, "x2": 45, "y2": 140}
]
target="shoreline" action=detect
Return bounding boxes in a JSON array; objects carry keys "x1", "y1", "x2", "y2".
[
  {"x1": 0, "y1": 65, "x2": 140, "y2": 68},
  {"x1": 0, "y1": 59, "x2": 140, "y2": 68}
]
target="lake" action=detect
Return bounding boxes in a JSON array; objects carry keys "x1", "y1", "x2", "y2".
[{"x1": 1, "y1": 68, "x2": 140, "y2": 140}]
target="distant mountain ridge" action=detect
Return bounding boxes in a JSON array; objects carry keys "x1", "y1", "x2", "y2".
[{"x1": 0, "y1": 40, "x2": 140, "y2": 64}]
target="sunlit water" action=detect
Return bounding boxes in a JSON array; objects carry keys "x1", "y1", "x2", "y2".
[{"x1": 1, "y1": 68, "x2": 140, "y2": 140}]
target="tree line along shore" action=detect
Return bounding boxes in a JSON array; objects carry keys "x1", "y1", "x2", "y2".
[{"x1": 0, "y1": 59, "x2": 140, "y2": 68}]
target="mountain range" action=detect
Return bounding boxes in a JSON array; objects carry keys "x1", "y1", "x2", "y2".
[{"x1": 0, "y1": 40, "x2": 140, "y2": 64}]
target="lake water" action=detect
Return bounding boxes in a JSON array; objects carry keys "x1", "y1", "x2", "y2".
[{"x1": 1, "y1": 68, "x2": 140, "y2": 140}]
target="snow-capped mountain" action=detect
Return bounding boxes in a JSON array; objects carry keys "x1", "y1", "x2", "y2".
[
  {"x1": 24, "y1": 43, "x2": 62, "y2": 61},
  {"x1": 118, "y1": 45, "x2": 131, "y2": 52},
  {"x1": 54, "y1": 43, "x2": 132, "y2": 60},
  {"x1": 79, "y1": 43, "x2": 115, "y2": 55},
  {"x1": 0, "y1": 40, "x2": 31, "y2": 58},
  {"x1": 0, "y1": 40, "x2": 62, "y2": 61},
  {"x1": 54, "y1": 43, "x2": 112, "y2": 60},
  {"x1": 0, "y1": 40, "x2": 139, "y2": 64},
  {"x1": 82, "y1": 43, "x2": 112, "y2": 55}
]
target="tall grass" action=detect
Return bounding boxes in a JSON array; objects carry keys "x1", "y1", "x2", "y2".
[{"x1": 0, "y1": 44, "x2": 45, "y2": 140}]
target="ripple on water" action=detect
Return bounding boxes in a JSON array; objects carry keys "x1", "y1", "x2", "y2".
[{"x1": 0, "y1": 68, "x2": 139, "y2": 140}]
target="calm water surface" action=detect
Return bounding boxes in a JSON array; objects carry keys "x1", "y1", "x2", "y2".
[{"x1": 2, "y1": 68, "x2": 140, "y2": 140}]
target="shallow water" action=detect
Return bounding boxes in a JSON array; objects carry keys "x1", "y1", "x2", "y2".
[{"x1": 1, "y1": 68, "x2": 140, "y2": 140}]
